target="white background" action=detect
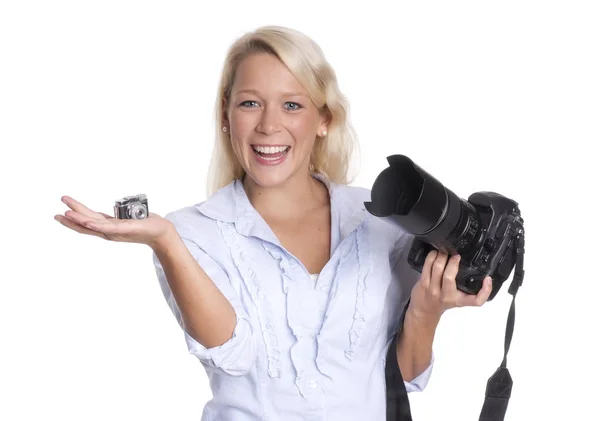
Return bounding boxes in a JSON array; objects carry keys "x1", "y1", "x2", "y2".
[{"x1": 1, "y1": 1, "x2": 599, "y2": 420}]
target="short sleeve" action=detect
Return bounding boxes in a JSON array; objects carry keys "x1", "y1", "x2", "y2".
[{"x1": 152, "y1": 211, "x2": 257, "y2": 376}]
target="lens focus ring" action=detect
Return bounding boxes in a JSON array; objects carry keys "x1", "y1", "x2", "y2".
[{"x1": 129, "y1": 204, "x2": 147, "y2": 219}]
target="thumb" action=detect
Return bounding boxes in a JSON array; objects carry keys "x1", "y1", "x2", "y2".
[{"x1": 461, "y1": 276, "x2": 493, "y2": 307}]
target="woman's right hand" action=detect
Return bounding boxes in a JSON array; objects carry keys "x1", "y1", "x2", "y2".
[{"x1": 54, "y1": 195, "x2": 174, "y2": 248}]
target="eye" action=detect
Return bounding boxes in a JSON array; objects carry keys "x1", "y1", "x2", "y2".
[
  {"x1": 239, "y1": 100, "x2": 259, "y2": 108},
  {"x1": 284, "y1": 102, "x2": 303, "y2": 111}
]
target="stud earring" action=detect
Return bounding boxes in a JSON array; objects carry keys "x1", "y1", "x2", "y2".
[
  {"x1": 321, "y1": 130, "x2": 328, "y2": 136},
  {"x1": 222, "y1": 126, "x2": 228, "y2": 133}
]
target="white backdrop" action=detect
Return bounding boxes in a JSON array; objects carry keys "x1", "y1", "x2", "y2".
[{"x1": 2, "y1": 1, "x2": 599, "y2": 420}]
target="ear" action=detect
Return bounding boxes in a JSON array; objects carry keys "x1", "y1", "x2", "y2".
[
  {"x1": 318, "y1": 106, "x2": 332, "y2": 137},
  {"x1": 221, "y1": 97, "x2": 230, "y2": 128}
]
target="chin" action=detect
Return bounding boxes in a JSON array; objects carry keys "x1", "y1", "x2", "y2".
[{"x1": 244, "y1": 168, "x2": 294, "y2": 189}]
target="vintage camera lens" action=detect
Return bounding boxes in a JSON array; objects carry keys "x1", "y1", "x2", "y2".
[
  {"x1": 364, "y1": 155, "x2": 483, "y2": 255},
  {"x1": 129, "y1": 203, "x2": 148, "y2": 219}
]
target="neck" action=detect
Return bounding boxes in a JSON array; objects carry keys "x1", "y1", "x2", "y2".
[{"x1": 243, "y1": 171, "x2": 329, "y2": 220}]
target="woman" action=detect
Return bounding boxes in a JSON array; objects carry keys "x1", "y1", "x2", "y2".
[{"x1": 55, "y1": 25, "x2": 492, "y2": 420}]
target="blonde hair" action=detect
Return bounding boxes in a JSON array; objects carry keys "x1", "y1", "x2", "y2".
[{"x1": 206, "y1": 26, "x2": 360, "y2": 196}]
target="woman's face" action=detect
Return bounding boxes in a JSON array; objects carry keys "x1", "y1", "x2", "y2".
[{"x1": 225, "y1": 53, "x2": 328, "y2": 188}]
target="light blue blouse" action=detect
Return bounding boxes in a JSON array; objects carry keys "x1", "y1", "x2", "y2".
[{"x1": 152, "y1": 174, "x2": 434, "y2": 421}]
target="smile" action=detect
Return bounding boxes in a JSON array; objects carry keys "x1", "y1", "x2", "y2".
[{"x1": 252, "y1": 145, "x2": 291, "y2": 161}]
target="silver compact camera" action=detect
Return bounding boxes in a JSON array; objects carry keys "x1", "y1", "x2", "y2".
[{"x1": 114, "y1": 194, "x2": 149, "y2": 219}]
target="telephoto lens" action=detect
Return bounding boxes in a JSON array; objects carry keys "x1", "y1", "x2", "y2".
[{"x1": 364, "y1": 155, "x2": 483, "y2": 257}]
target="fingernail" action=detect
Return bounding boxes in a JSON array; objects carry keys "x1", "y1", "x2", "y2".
[
  {"x1": 487, "y1": 277, "x2": 492, "y2": 285},
  {"x1": 61, "y1": 197, "x2": 67, "y2": 204}
]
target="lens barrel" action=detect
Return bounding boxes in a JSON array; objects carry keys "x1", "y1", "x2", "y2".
[{"x1": 364, "y1": 155, "x2": 483, "y2": 255}]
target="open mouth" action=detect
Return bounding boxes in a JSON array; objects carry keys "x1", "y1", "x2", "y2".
[{"x1": 251, "y1": 145, "x2": 291, "y2": 161}]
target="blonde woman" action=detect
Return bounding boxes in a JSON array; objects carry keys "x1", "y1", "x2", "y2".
[{"x1": 55, "y1": 25, "x2": 493, "y2": 421}]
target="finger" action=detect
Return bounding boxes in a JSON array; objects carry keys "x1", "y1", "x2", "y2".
[
  {"x1": 54, "y1": 214, "x2": 108, "y2": 239},
  {"x1": 460, "y1": 276, "x2": 493, "y2": 307},
  {"x1": 82, "y1": 218, "x2": 135, "y2": 236},
  {"x1": 98, "y1": 211, "x2": 115, "y2": 220},
  {"x1": 429, "y1": 251, "x2": 449, "y2": 295},
  {"x1": 63, "y1": 210, "x2": 123, "y2": 237},
  {"x1": 441, "y1": 254, "x2": 461, "y2": 296},
  {"x1": 64, "y1": 210, "x2": 99, "y2": 227},
  {"x1": 420, "y1": 250, "x2": 439, "y2": 289},
  {"x1": 61, "y1": 196, "x2": 103, "y2": 219}
]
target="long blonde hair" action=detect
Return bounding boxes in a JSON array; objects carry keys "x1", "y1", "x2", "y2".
[{"x1": 206, "y1": 26, "x2": 360, "y2": 196}]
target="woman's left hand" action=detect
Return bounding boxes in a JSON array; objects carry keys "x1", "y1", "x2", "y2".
[{"x1": 408, "y1": 250, "x2": 493, "y2": 321}]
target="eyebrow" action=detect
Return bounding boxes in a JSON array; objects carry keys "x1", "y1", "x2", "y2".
[{"x1": 234, "y1": 89, "x2": 308, "y2": 98}]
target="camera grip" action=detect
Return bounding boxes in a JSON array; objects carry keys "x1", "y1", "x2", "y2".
[{"x1": 407, "y1": 238, "x2": 434, "y2": 273}]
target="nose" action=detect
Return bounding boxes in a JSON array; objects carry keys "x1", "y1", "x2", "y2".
[{"x1": 256, "y1": 104, "x2": 281, "y2": 135}]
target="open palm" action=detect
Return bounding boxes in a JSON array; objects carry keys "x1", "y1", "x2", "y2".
[{"x1": 55, "y1": 195, "x2": 173, "y2": 247}]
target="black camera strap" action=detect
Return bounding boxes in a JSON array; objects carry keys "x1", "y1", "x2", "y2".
[
  {"x1": 386, "y1": 231, "x2": 525, "y2": 421},
  {"x1": 478, "y1": 231, "x2": 525, "y2": 421},
  {"x1": 385, "y1": 299, "x2": 413, "y2": 421}
]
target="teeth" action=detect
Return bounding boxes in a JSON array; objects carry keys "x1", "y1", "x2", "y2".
[{"x1": 253, "y1": 145, "x2": 289, "y2": 154}]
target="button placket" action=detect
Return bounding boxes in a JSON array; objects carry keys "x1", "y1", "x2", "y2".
[{"x1": 263, "y1": 242, "x2": 329, "y2": 408}]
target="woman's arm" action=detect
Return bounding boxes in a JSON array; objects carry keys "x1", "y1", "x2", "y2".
[
  {"x1": 395, "y1": 251, "x2": 493, "y2": 381},
  {"x1": 396, "y1": 306, "x2": 439, "y2": 381},
  {"x1": 152, "y1": 224, "x2": 237, "y2": 349}
]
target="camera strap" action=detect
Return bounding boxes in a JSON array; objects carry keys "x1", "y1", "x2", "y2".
[
  {"x1": 385, "y1": 231, "x2": 525, "y2": 421},
  {"x1": 478, "y1": 230, "x2": 525, "y2": 421},
  {"x1": 385, "y1": 299, "x2": 413, "y2": 421}
]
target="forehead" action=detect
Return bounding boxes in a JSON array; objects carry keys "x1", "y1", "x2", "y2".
[{"x1": 232, "y1": 53, "x2": 307, "y2": 96}]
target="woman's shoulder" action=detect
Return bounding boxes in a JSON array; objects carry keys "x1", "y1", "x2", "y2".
[
  {"x1": 162, "y1": 204, "x2": 223, "y2": 244},
  {"x1": 333, "y1": 182, "x2": 413, "y2": 245},
  {"x1": 163, "y1": 180, "x2": 237, "y2": 231},
  {"x1": 334, "y1": 182, "x2": 372, "y2": 203}
]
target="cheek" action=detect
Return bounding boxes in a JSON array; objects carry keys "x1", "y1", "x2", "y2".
[
  {"x1": 230, "y1": 121, "x2": 245, "y2": 138},
  {"x1": 291, "y1": 118, "x2": 318, "y2": 146},
  {"x1": 229, "y1": 110, "x2": 252, "y2": 133},
  {"x1": 230, "y1": 136, "x2": 248, "y2": 160},
  {"x1": 227, "y1": 127, "x2": 247, "y2": 157},
  {"x1": 229, "y1": 117, "x2": 252, "y2": 152}
]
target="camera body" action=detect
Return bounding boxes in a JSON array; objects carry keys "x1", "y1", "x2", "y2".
[
  {"x1": 114, "y1": 194, "x2": 149, "y2": 220},
  {"x1": 407, "y1": 192, "x2": 523, "y2": 300}
]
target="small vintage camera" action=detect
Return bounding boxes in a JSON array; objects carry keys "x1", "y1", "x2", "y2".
[{"x1": 114, "y1": 194, "x2": 149, "y2": 219}]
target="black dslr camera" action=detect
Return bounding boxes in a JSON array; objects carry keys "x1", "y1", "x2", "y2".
[
  {"x1": 364, "y1": 155, "x2": 524, "y2": 301},
  {"x1": 114, "y1": 194, "x2": 149, "y2": 220},
  {"x1": 365, "y1": 154, "x2": 526, "y2": 421}
]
